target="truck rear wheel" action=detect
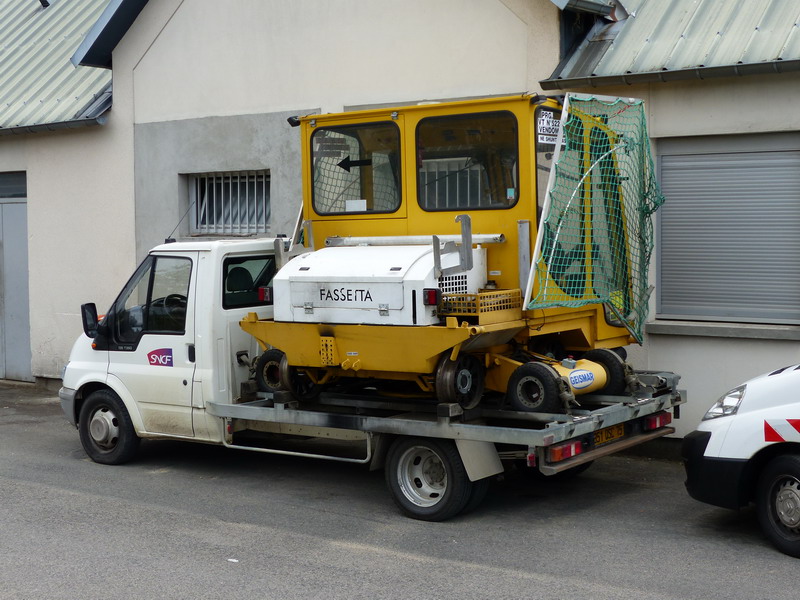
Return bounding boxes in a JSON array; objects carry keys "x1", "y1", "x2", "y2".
[
  {"x1": 757, "y1": 454, "x2": 800, "y2": 557},
  {"x1": 506, "y1": 362, "x2": 564, "y2": 413},
  {"x1": 385, "y1": 437, "x2": 473, "y2": 521},
  {"x1": 78, "y1": 389, "x2": 140, "y2": 465}
]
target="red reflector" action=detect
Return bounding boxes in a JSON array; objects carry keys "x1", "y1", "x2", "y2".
[
  {"x1": 644, "y1": 412, "x2": 672, "y2": 431},
  {"x1": 258, "y1": 286, "x2": 273, "y2": 303},
  {"x1": 548, "y1": 440, "x2": 583, "y2": 463},
  {"x1": 526, "y1": 453, "x2": 537, "y2": 468},
  {"x1": 422, "y1": 288, "x2": 441, "y2": 306}
]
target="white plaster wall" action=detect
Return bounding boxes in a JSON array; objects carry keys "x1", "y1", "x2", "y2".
[
  {"x1": 24, "y1": 120, "x2": 136, "y2": 379},
  {"x1": 131, "y1": 0, "x2": 559, "y2": 123}
]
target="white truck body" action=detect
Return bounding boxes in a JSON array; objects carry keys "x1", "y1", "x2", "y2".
[{"x1": 683, "y1": 365, "x2": 800, "y2": 557}]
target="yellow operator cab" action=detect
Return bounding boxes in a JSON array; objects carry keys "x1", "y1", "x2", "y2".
[{"x1": 242, "y1": 93, "x2": 663, "y2": 413}]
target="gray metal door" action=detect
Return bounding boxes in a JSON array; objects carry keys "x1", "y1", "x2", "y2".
[{"x1": 0, "y1": 200, "x2": 33, "y2": 381}]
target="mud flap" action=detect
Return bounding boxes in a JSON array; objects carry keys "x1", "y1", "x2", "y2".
[{"x1": 456, "y1": 439, "x2": 503, "y2": 481}]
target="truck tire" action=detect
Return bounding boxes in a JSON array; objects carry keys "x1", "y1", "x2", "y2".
[
  {"x1": 78, "y1": 389, "x2": 140, "y2": 465},
  {"x1": 757, "y1": 454, "x2": 800, "y2": 557},
  {"x1": 583, "y1": 348, "x2": 627, "y2": 395},
  {"x1": 507, "y1": 362, "x2": 564, "y2": 413},
  {"x1": 254, "y1": 348, "x2": 284, "y2": 393},
  {"x1": 385, "y1": 437, "x2": 473, "y2": 521}
]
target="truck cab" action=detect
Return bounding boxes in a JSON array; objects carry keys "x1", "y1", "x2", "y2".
[{"x1": 60, "y1": 239, "x2": 278, "y2": 458}]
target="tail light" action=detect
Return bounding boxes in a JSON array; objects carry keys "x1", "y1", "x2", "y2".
[
  {"x1": 548, "y1": 440, "x2": 583, "y2": 463},
  {"x1": 259, "y1": 286, "x2": 273, "y2": 303},
  {"x1": 644, "y1": 412, "x2": 672, "y2": 431},
  {"x1": 422, "y1": 288, "x2": 441, "y2": 306}
]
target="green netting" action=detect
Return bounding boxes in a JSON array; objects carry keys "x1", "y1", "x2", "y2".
[{"x1": 528, "y1": 95, "x2": 664, "y2": 343}]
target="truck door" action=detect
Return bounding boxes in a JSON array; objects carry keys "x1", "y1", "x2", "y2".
[{"x1": 106, "y1": 252, "x2": 197, "y2": 437}]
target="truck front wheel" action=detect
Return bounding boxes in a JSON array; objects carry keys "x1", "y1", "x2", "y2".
[
  {"x1": 757, "y1": 454, "x2": 800, "y2": 557},
  {"x1": 78, "y1": 389, "x2": 140, "y2": 465},
  {"x1": 385, "y1": 437, "x2": 473, "y2": 521}
]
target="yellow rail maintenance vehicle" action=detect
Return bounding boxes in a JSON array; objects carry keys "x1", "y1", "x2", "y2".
[{"x1": 243, "y1": 93, "x2": 663, "y2": 414}]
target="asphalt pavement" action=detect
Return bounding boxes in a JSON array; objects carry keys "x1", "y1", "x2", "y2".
[{"x1": 1, "y1": 381, "x2": 796, "y2": 600}]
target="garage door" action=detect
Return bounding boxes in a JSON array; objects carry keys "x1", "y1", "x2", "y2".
[
  {"x1": 658, "y1": 132, "x2": 800, "y2": 324},
  {"x1": 0, "y1": 173, "x2": 33, "y2": 382}
]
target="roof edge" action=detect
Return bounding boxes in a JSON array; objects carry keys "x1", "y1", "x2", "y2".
[
  {"x1": 71, "y1": 0, "x2": 149, "y2": 69},
  {"x1": 540, "y1": 59, "x2": 800, "y2": 90},
  {"x1": 0, "y1": 115, "x2": 109, "y2": 137}
]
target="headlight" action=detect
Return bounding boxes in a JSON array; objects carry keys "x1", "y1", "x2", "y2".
[{"x1": 702, "y1": 385, "x2": 746, "y2": 420}]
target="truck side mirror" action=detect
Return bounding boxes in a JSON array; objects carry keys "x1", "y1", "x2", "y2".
[{"x1": 81, "y1": 303, "x2": 99, "y2": 338}]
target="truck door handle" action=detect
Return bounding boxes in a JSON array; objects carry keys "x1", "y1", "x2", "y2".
[{"x1": 188, "y1": 344, "x2": 196, "y2": 363}]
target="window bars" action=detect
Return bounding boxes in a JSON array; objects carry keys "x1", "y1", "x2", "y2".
[{"x1": 191, "y1": 170, "x2": 270, "y2": 235}]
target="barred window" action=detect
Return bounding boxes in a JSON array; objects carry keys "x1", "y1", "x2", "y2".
[{"x1": 190, "y1": 171, "x2": 270, "y2": 235}]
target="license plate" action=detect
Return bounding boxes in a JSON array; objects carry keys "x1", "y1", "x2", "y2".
[{"x1": 595, "y1": 423, "x2": 625, "y2": 446}]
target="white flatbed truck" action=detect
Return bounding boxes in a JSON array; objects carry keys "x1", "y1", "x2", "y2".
[{"x1": 60, "y1": 238, "x2": 682, "y2": 521}]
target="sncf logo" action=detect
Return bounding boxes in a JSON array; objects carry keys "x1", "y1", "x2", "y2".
[{"x1": 147, "y1": 348, "x2": 174, "y2": 367}]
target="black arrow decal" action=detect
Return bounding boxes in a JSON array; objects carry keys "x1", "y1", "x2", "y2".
[{"x1": 337, "y1": 156, "x2": 372, "y2": 172}]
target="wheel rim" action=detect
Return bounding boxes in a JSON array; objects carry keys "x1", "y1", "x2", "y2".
[
  {"x1": 263, "y1": 359, "x2": 281, "y2": 388},
  {"x1": 88, "y1": 406, "x2": 119, "y2": 450},
  {"x1": 772, "y1": 476, "x2": 800, "y2": 535},
  {"x1": 396, "y1": 446, "x2": 447, "y2": 508},
  {"x1": 514, "y1": 375, "x2": 545, "y2": 410}
]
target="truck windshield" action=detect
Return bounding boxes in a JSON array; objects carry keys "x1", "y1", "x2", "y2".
[
  {"x1": 311, "y1": 122, "x2": 401, "y2": 215},
  {"x1": 416, "y1": 111, "x2": 518, "y2": 211}
]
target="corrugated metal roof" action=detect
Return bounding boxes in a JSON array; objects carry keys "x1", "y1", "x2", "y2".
[
  {"x1": 0, "y1": 0, "x2": 113, "y2": 134},
  {"x1": 542, "y1": 0, "x2": 800, "y2": 89}
]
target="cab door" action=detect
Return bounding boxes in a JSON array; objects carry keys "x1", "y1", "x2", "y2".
[{"x1": 106, "y1": 252, "x2": 197, "y2": 437}]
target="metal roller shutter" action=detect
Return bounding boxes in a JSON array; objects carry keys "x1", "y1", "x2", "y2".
[{"x1": 658, "y1": 134, "x2": 800, "y2": 324}]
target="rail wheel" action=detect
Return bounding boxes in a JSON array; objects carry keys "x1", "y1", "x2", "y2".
[
  {"x1": 279, "y1": 354, "x2": 322, "y2": 401},
  {"x1": 435, "y1": 353, "x2": 485, "y2": 409},
  {"x1": 254, "y1": 348, "x2": 285, "y2": 393}
]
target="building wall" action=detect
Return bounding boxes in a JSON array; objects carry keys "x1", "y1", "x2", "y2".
[
  {"x1": 0, "y1": 110, "x2": 136, "y2": 381},
  {"x1": 129, "y1": 0, "x2": 559, "y2": 124},
  {"x1": 126, "y1": 0, "x2": 561, "y2": 256},
  {"x1": 134, "y1": 111, "x2": 314, "y2": 254},
  {"x1": 24, "y1": 123, "x2": 136, "y2": 379},
  {"x1": 580, "y1": 72, "x2": 800, "y2": 435}
]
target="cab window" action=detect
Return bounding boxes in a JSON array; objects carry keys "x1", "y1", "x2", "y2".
[
  {"x1": 222, "y1": 255, "x2": 276, "y2": 309},
  {"x1": 114, "y1": 256, "x2": 192, "y2": 344},
  {"x1": 417, "y1": 111, "x2": 518, "y2": 211},
  {"x1": 311, "y1": 122, "x2": 401, "y2": 215}
]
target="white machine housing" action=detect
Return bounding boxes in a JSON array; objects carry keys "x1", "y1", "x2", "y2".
[{"x1": 273, "y1": 245, "x2": 487, "y2": 325}]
